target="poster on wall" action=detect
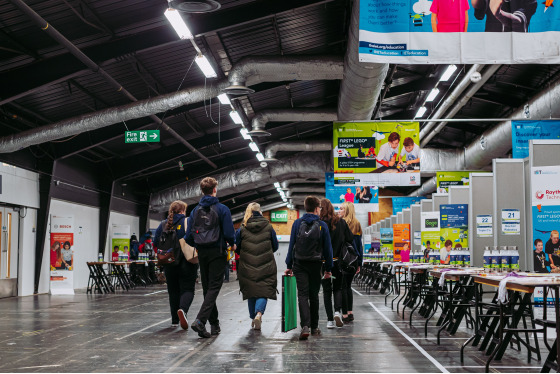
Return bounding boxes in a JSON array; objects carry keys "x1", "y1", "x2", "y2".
[
  {"x1": 393, "y1": 224, "x2": 411, "y2": 262},
  {"x1": 358, "y1": 0, "x2": 560, "y2": 64},
  {"x1": 333, "y1": 122, "x2": 420, "y2": 186},
  {"x1": 421, "y1": 211, "x2": 441, "y2": 255},
  {"x1": 512, "y1": 121, "x2": 560, "y2": 159},
  {"x1": 111, "y1": 225, "x2": 131, "y2": 261},
  {"x1": 372, "y1": 231, "x2": 381, "y2": 253},
  {"x1": 325, "y1": 172, "x2": 379, "y2": 213},
  {"x1": 50, "y1": 215, "x2": 75, "y2": 295},
  {"x1": 392, "y1": 196, "x2": 426, "y2": 215},
  {"x1": 380, "y1": 228, "x2": 394, "y2": 261},
  {"x1": 440, "y1": 204, "x2": 468, "y2": 250}
]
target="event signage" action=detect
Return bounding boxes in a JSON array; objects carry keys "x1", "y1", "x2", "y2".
[
  {"x1": 111, "y1": 224, "x2": 131, "y2": 260},
  {"x1": 50, "y1": 215, "x2": 75, "y2": 295},
  {"x1": 440, "y1": 204, "x2": 468, "y2": 248},
  {"x1": 380, "y1": 228, "x2": 394, "y2": 260},
  {"x1": 501, "y1": 209, "x2": 521, "y2": 235},
  {"x1": 333, "y1": 122, "x2": 420, "y2": 186},
  {"x1": 271, "y1": 210, "x2": 289, "y2": 223},
  {"x1": 392, "y1": 196, "x2": 426, "y2": 215},
  {"x1": 393, "y1": 224, "x2": 411, "y2": 262},
  {"x1": 512, "y1": 121, "x2": 560, "y2": 159},
  {"x1": 125, "y1": 130, "x2": 160, "y2": 143},
  {"x1": 421, "y1": 211, "x2": 441, "y2": 254},
  {"x1": 476, "y1": 215, "x2": 493, "y2": 238},
  {"x1": 436, "y1": 171, "x2": 481, "y2": 193},
  {"x1": 325, "y1": 173, "x2": 379, "y2": 213},
  {"x1": 358, "y1": 0, "x2": 560, "y2": 64}
]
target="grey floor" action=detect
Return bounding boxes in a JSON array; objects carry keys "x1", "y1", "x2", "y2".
[{"x1": 0, "y1": 273, "x2": 551, "y2": 373}]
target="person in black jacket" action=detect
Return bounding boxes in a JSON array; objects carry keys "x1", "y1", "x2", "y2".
[
  {"x1": 320, "y1": 199, "x2": 353, "y2": 329},
  {"x1": 154, "y1": 200, "x2": 198, "y2": 330}
]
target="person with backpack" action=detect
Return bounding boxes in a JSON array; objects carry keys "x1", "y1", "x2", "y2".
[
  {"x1": 154, "y1": 200, "x2": 199, "y2": 329},
  {"x1": 139, "y1": 233, "x2": 155, "y2": 259},
  {"x1": 129, "y1": 235, "x2": 140, "y2": 260},
  {"x1": 284, "y1": 196, "x2": 333, "y2": 340},
  {"x1": 339, "y1": 201, "x2": 363, "y2": 323},
  {"x1": 235, "y1": 203, "x2": 279, "y2": 330},
  {"x1": 319, "y1": 199, "x2": 353, "y2": 329},
  {"x1": 184, "y1": 177, "x2": 236, "y2": 338}
]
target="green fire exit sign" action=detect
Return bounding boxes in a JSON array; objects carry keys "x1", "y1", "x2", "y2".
[
  {"x1": 271, "y1": 210, "x2": 288, "y2": 223},
  {"x1": 125, "y1": 130, "x2": 160, "y2": 143}
]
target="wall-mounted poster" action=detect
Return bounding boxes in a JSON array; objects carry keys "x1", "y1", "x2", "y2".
[
  {"x1": 380, "y1": 228, "x2": 394, "y2": 261},
  {"x1": 421, "y1": 211, "x2": 441, "y2": 256},
  {"x1": 325, "y1": 172, "x2": 379, "y2": 213},
  {"x1": 512, "y1": 121, "x2": 560, "y2": 159},
  {"x1": 111, "y1": 224, "x2": 131, "y2": 261},
  {"x1": 359, "y1": 0, "x2": 560, "y2": 64},
  {"x1": 50, "y1": 215, "x2": 75, "y2": 295},
  {"x1": 440, "y1": 204, "x2": 468, "y2": 249},
  {"x1": 392, "y1": 196, "x2": 426, "y2": 215},
  {"x1": 393, "y1": 224, "x2": 411, "y2": 262},
  {"x1": 436, "y1": 171, "x2": 485, "y2": 193},
  {"x1": 333, "y1": 122, "x2": 420, "y2": 186}
]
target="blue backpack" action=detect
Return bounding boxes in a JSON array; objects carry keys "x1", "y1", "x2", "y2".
[{"x1": 130, "y1": 240, "x2": 140, "y2": 260}]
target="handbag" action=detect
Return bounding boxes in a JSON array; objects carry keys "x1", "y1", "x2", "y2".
[{"x1": 179, "y1": 238, "x2": 199, "y2": 264}]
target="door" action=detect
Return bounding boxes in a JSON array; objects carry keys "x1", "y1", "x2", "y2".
[{"x1": 0, "y1": 206, "x2": 19, "y2": 298}]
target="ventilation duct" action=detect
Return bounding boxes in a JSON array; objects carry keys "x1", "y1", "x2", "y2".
[
  {"x1": 337, "y1": 0, "x2": 389, "y2": 121},
  {"x1": 0, "y1": 55, "x2": 343, "y2": 153},
  {"x1": 286, "y1": 187, "x2": 325, "y2": 197},
  {"x1": 408, "y1": 177, "x2": 437, "y2": 197},
  {"x1": 150, "y1": 152, "x2": 330, "y2": 212},
  {"x1": 169, "y1": 0, "x2": 221, "y2": 13},
  {"x1": 249, "y1": 108, "x2": 337, "y2": 137},
  {"x1": 264, "y1": 140, "x2": 332, "y2": 161}
]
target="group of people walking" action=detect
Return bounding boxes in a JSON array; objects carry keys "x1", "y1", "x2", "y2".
[{"x1": 154, "y1": 176, "x2": 362, "y2": 340}]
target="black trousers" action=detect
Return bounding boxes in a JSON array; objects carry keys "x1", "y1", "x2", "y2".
[
  {"x1": 293, "y1": 260, "x2": 322, "y2": 329},
  {"x1": 321, "y1": 262, "x2": 343, "y2": 321},
  {"x1": 196, "y1": 248, "x2": 227, "y2": 325},
  {"x1": 342, "y1": 272, "x2": 355, "y2": 314},
  {"x1": 164, "y1": 259, "x2": 198, "y2": 324}
]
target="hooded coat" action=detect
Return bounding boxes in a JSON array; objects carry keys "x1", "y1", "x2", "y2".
[{"x1": 237, "y1": 214, "x2": 278, "y2": 300}]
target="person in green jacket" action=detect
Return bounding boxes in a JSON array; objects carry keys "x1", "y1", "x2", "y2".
[{"x1": 235, "y1": 203, "x2": 279, "y2": 330}]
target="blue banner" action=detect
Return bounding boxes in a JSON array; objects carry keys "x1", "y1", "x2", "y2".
[
  {"x1": 325, "y1": 173, "x2": 379, "y2": 213},
  {"x1": 512, "y1": 121, "x2": 560, "y2": 159},
  {"x1": 392, "y1": 196, "x2": 426, "y2": 215}
]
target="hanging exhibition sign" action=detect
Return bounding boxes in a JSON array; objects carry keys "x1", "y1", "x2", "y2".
[
  {"x1": 50, "y1": 215, "x2": 75, "y2": 295},
  {"x1": 111, "y1": 224, "x2": 131, "y2": 261},
  {"x1": 436, "y1": 171, "x2": 479, "y2": 193},
  {"x1": 359, "y1": 0, "x2": 560, "y2": 64},
  {"x1": 392, "y1": 196, "x2": 426, "y2": 215},
  {"x1": 531, "y1": 166, "x2": 560, "y2": 273},
  {"x1": 501, "y1": 209, "x2": 521, "y2": 235},
  {"x1": 393, "y1": 224, "x2": 411, "y2": 262},
  {"x1": 440, "y1": 204, "x2": 468, "y2": 248},
  {"x1": 325, "y1": 172, "x2": 380, "y2": 213},
  {"x1": 380, "y1": 228, "x2": 394, "y2": 260},
  {"x1": 512, "y1": 121, "x2": 560, "y2": 159},
  {"x1": 333, "y1": 122, "x2": 420, "y2": 186},
  {"x1": 421, "y1": 211, "x2": 441, "y2": 253}
]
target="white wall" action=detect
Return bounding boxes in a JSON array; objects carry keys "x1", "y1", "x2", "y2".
[
  {"x1": 0, "y1": 163, "x2": 40, "y2": 208},
  {"x1": 18, "y1": 208, "x2": 37, "y2": 296}
]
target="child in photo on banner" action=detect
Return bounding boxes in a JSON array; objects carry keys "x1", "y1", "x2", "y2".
[
  {"x1": 431, "y1": 0, "x2": 470, "y2": 32},
  {"x1": 534, "y1": 238, "x2": 551, "y2": 273}
]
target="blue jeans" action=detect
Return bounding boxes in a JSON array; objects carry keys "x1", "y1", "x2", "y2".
[{"x1": 247, "y1": 297, "x2": 268, "y2": 319}]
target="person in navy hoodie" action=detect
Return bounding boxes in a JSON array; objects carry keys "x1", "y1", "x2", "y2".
[
  {"x1": 185, "y1": 177, "x2": 236, "y2": 338},
  {"x1": 285, "y1": 196, "x2": 333, "y2": 340}
]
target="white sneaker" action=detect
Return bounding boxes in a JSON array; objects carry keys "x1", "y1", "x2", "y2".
[
  {"x1": 327, "y1": 320, "x2": 335, "y2": 329},
  {"x1": 334, "y1": 312, "x2": 344, "y2": 328}
]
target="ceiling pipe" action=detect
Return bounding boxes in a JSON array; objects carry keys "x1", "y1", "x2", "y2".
[
  {"x1": 8, "y1": 0, "x2": 217, "y2": 169},
  {"x1": 286, "y1": 187, "x2": 325, "y2": 197},
  {"x1": 407, "y1": 176, "x2": 437, "y2": 197},
  {"x1": 372, "y1": 64, "x2": 398, "y2": 119},
  {"x1": 264, "y1": 140, "x2": 332, "y2": 161},
  {"x1": 337, "y1": 0, "x2": 389, "y2": 121},
  {"x1": 421, "y1": 64, "x2": 502, "y2": 147},
  {"x1": 150, "y1": 152, "x2": 330, "y2": 212},
  {"x1": 281, "y1": 179, "x2": 323, "y2": 190},
  {"x1": 419, "y1": 64, "x2": 484, "y2": 141},
  {"x1": 249, "y1": 108, "x2": 337, "y2": 137}
]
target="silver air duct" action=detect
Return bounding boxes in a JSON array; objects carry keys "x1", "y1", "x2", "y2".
[
  {"x1": 337, "y1": 0, "x2": 389, "y2": 120},
  {"x1": 264, "y1": 140, "x2": 332, "y2": 161},
  {"x1": 408, "y1": 176, "x2": 437, "y2": 197},
  {"x1": 0, "y1": 55, "x2": 343, "y2": 153},
  {"x1": 150, "y1": 152, "x2": 330, "y2": 212},
  {"x1": 249, "y1": 108, "x2": 337, "y2": 137}
]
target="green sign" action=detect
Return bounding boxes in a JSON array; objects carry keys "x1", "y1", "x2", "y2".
[
  {"x1": 125, "y1": 130, "x2": 160, "y2": 143},
  {"x1": 271, "y1": 210, "x2": 288, "y2": 223}
]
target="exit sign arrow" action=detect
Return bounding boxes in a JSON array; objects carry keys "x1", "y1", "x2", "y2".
[{"x1": 125, "y1": 130, "x2": 160, "y2": 143}]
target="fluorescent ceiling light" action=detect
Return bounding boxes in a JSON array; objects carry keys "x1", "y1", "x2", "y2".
[
  {"x1": 415, "y1": 106, "x2": 427, "y2": 118},
  {"x1": 274, "y1": 182, "x2": 280, "y2": 188},
  {"x1": 276, "y1": 187, "x2": 283, "y2": 193},
  {"x1": 256, "y1": 153, "x2": 264, "y2": 161},
  {"x1": 164, "y1": 8, "x2": 193, "y2": 40},
  {"x1": 240, "y1": 128, "x2": 251, "y2": 140},
  {"x1": 249, "y1": 142, "x2": 259, "y2": 152},
  {"x1": 195, "y1": 54, "x2": 217, "y2": 78},
  {"x1": 426, "y1": 88, "x2": 440, "y2": 102},
  {"x1": 217, "y1": 93, "x2": 231, "y2": 105},
  {"x1": 230, "y1": 110, "x2": 243, "y2": 125},
  {"x1": 440, "y1": 65, "x2": 457, "y2": 82}
]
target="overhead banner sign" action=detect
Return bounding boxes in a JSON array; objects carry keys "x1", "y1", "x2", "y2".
[
  {"x1": 512, "y1": 121, "x2": 560, "y2": 159},
  {"x1": 325, "y1": 173, "x2": 379, "y2": 213},
  {"x1": 392, "y1": 196, "x2": 426, "y2": 215},
  {"x1": 436, "y1": 171, "x2": 483, "y2": 193},
  {"x1": 359, "y1": 0, "x2": 560, "y2": 64},
  {"x1": 440, "y1": 204, "x2": 468, "y2": 249},
  {"x1": 333, "y1": 122, "x2": 420, "y2": 186},
  {"x1": 50, "y1": 215, "x2": 75, "y2": 295}
]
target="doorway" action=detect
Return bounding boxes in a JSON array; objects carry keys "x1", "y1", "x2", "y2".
[{"x1": 0, "y1": 206, "x2": 19, "y2": 298}]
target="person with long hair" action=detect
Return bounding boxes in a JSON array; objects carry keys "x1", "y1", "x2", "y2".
[
  {"x1": 339, "y1": 201, "x2": 363, "y2": 323},
  {"x1": 234, "y1": 203, "x2": 279, "y2": 330},
  {"x1": 50, "y1": 241, "x2": 62, "y2": 269},
  {"x1": 320, "y1": 199, "x2": 353, "y2": 329},
  {"x1": 154, "y1": 200, "x2": 198, "y2": 330}
]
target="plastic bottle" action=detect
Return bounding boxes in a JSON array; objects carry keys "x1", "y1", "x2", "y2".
[
  {"x1": 483, "y1": 247, "x2": 492, "y2": 270},
  {"x1": 510, "y1": 246, "x2": 520, "y2": 271},
  {"x1": 464, "y1": 248, "x2": 471, "y2": 267},
  {"x1": 98, "y1": 253, "x2": 103, "y2": 262},
  {"x1": 457, "y1": 248, "x2": 464, "y2": 266}
]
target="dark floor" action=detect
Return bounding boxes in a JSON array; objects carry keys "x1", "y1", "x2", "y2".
[{"x1": 0, "y1": 273, "x2": 551, "y2": 373}]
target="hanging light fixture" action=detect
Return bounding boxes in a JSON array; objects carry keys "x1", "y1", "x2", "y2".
[
  {"x1": 195, "y1": 54, "x2": 217, "y2": 78},
  {"x1": 217, "y1": 93, "x2": 231, "y2": 105},
  {"x1": 168, "y1": 0, "x2": 221, "y2": 13},
  {"x1": 229, "y1": 110, "x2": 243, "y2": 125},
  {"x1": 164, "y1": 8, "x2": 193, "y2": 39}
]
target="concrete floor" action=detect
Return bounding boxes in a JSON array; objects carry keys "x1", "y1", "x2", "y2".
[{"x1": 0, "y1": 273, "x2": 551, "y2": 373}]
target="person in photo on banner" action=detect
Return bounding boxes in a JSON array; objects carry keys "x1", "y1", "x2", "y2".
[
  {"x1": 345, "y1": 188, "x2": 355, "y2": 203},
  {"x1": 545, "y1": 230, "x2": 560, "y2": 268},
  {"x1": 534, "y1": 238, "x2": 551, "y2": 273},
  {"x1": 398, "y1": 137, "x2": 421, "y2": 170},
  {"x1": 50, "y1": 241, "x2": 62, "y2": 270},
  {"x1": 376, "y1": 132, "x2": 400, "y2": 169},
  {"x1": 112, "y1": 246, "x2": 119, "y2": 262},
  {"x1": 431, "y1": 0, "x2": 470, "y2": 32},
  {"x1": 61, "y1": 241, "x2": 72, "y2": 270},
  {"x1": 472, "y1": 0, "x2": 537, "y2": 32},
  {"x1": 440, "y1": 240, "x2": 452, "y2": 264}
]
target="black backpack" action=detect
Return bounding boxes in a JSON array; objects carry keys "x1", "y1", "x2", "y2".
[
  {"x1": 156, "y1": 221, "x2": 182, "y2": 266},
  {"x1": 293, "y1": 220, "x2": 322, "y2": 262},
  {"x1": 339, "y1": 241, "x2": 359, "y2": 274},
  {"x1": 191, "y1": 205, "x2": 221, "y2": 247},
  {"x1": 143, "y1": 241, "x2": 154, "y2": 259}
]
